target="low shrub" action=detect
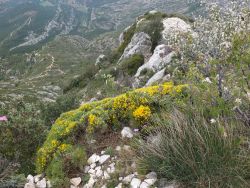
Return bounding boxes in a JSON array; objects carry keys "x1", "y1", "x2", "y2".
[
  {"x1": 36, "y1": 82, "x2": 188, "y2": 174},
  {"x1": 136, "y1": 109, "x2": 250, "y2": 187},
  {"x1": 120, "y1": 54, "x2": 144, "y2": 76}
]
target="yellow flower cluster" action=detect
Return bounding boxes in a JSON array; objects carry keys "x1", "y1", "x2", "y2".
[
  {"x1": 36, "y1": 82, "x2": 188, "y2": 173},
  {"x1": 133, "y1": 105, "x2": 151, "y2": 122}
]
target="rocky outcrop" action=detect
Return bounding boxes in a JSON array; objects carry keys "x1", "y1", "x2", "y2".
[
  {"x1": 145, "y1": 68, "x2": 166, "y2": 86},
  {"x1": 135, "y1": 44, "x2": 174, "y2": 77},
  {"x1": 118, "y1": 32, "x2": 152, "y2": 63},
  {"x1": 162, "y1": 17, "x2": 194, "y2": 41}
]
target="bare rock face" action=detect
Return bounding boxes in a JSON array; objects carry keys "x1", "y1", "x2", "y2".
[
  {"x1": 118, "y1": 32, "x2": 152, "y2": 63},
  {"x1": 145, "y1": 68, "x2": 166, "y2": 86},
  {"x1": 162, "y1": 17, "x2": 194, "y2": 41}
]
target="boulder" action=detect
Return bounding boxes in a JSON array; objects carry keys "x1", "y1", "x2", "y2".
[
  {"x1": 70, "y1": 177, "x2": 82, "y2": 187},
  {"x1": 130, "y1": 178, "x2": 142, "y2": 188},
  {"x1": 26, "y1": 175, "x2": 34, "y2": 183},
  {"x1": 95, "y1": 54, "x2": 109, "y2": 68},
  {"x1": 121, "y1": 127, "x2": 134, "y2": 138},
  {"x1": 145, "y1": 68, "x2": 166, "y2": 86},
  {"x1": 34, "y1": 174, "x2": 42, "y2": 183},
  {"x1": 119, "y1": 32, "x2": 152, "y2": 63},
  {"x1": 135, "y1": 44, "x2": 174, "y2": 78},
  {"x1": 162, "y1": 17, "x2": 194, "y2": 41},
  {"x1": 115, "y1": 183, "x2": 123, "y2": 188},
  {"x1": 36, "y1": 178, "x2": 47, "y2": 188}
]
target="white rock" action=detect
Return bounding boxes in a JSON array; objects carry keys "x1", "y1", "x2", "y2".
[
  {"x1": 146, "y1": 172, "x2": 157, "y2": 180},
  {"x1": 130, "y1": 178, "x2": 142, "y2": 188},
  {"x1": 115, "y1": 183, "x2": 123, "y2": 188},
  {"x1": 131, "y1": 162, "x2": 137, "y2": 169},
  {"x1": 144, "y1": 178, "x2": 157, "y2": 185},
  {"x1": 121, "y1": 127, "x2": 134, "y2": 138},
  {"x1": 119, "y1": 177, "x2": 123, "y2": 181},
  {"x1": 99, "y1": 155, "x2": 110, "y2": 164},
  {"x1": 47, "y1": 180, "x2": 52, "y2": 188},
  {"x1": 88, "y1": 168, "x2": 96, "y2": 175},
  {"x1": 162, "y1": 17, "x2": 194, "y2": 40},
  {"x1": 123, "y1": 174, "x2": 135, "y2": 184},
  {"x1": 34, "y1": 174, "x2": 42, "y2": 183},
  {"x1": 90, "y1": 163, "x2": 96, "y2": 169},
  {"x1": 119, "y1": 32, "x2": 152, "y2": 63},
  {"x1": 146, "y1": 68, "x2": 166, "y2": 86},
  {"x1": 36, "y1": 178, "x2": 47, "y2": 188},
  {"x1": 88, "y1": 154, "x2": 100, "y2": 164},
  {"x1": 26, "y1": 175, "x2": 34, "y2": 183},
  {"x1": 135, "y1": 44, "x2": 174, "y2": 78},
  {"x1": 84, "y1": 166, "x2": 91, "y2": 173},
  {"x1": 95, "y1": 166, "x2": 101, "y2": 171},
  {"x1": 70, "y1": 185, "x2": 77, "y2": 188},
  {"x1": 85, "y1": 177, "x2": 96, "y2": 188},
  {"x1": 101, "y1": 185, "x2": 107, "y2": 188},
  {"x1": 140, "y1": 182, "x2": 150, "y2": 188},
  {"x1": 101, "y1": 150, "x2": 105, "y2": 155},
  {"x1": 104, "y1": 171, "x2": 110, "y2": 179},
  {"x1": 115, "y1": 146, "x2": 121, "y2": 151},
  {"x1": 96, "y1": 169, "x2": 103, "y2": 178},
  {"x1": 70, "y1": 177, "x2": 81, "y2": 187},
  {"x1": 24, "y1": 182, "x2": 35, "y2": 188}
]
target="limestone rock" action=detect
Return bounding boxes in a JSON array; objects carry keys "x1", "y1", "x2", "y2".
[
  {"x1": 121, "y1": 127, "x2": 134, "y2": 138},
  {"x1": 24, "y1": 182, "x2": 35, "y2": 188},
  {"x1": 27, "y1": 175, "x2": 34, "y2": 183},
  {"x1": 88, "y1": 154, "x2": 100, "y2": 164},
  {"x1": 34, "y1": 174, "x2": 42, "y2": 183},
  {"x1": 123, "y1": 174, "x2": 135, "y2": 184},
  {"x1": 140, "y1": 182, "x2": 150, "y2": 188},
  {"x1": 70, "y1": 177, "x2": 82, "y2": 187},
  {"x1": 135, "y1": 44, "x2": 174, "y2": 78},
  {"x1": 119, "y1": 32, "x2": 152, "y2": 63},
  {"x1": 144, "y1": 178, "x2": 157, "y2": 185},
  {"x1": 130, "y1": 178, "x2": 142, "y2": 188},
  {"x1": 36, "y1": 178, "x2": 47, "y2": 188},
  {"x1": 146, "y1": 172, "x2": 157, "y2": 180},
  {"x1": 162, "y1": 17, "x2": 194, "y2": 41},
  {"x1": 99, "y1": 155, "x2": 110, "y2": 164},
  {"x1": 145, "y1": 68, "x2": 166, "y2": 86}
]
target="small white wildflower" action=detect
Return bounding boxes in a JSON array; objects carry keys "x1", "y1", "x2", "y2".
[
  {"x1": 134, "y1": 129, "x2": 139, "y2": 132},
  {"x1": 203, "y1": 77, "x2": 212, "y2": 84},
  {"x1": 210, "y1": 119, "x2": 216, "y2": 124}
]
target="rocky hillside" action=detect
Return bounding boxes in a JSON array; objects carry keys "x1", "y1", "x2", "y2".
[
  {"x1": 0, "y1": 0, "x2": 200, "y2": 105},
  {"x1": 1, "y1": 1, "x2": 249, "y2": 188},
  {"x1": 22, "y1": 3, "x2": 250, "y2": 187}
]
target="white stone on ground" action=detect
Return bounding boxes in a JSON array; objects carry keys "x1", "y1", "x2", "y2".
[
  {"x1": 87, "y1": 153, "x2": 100, "y2": 164},
  {"x1": 130, "y1": 178, "x2": 142, "y2": 188},
  {"x1": 99, "y1": 155, "x2": 110, "y2": 164},
  {"x1": 104, "y1": 171, "x2": 111, "y2": 179},
  {"x1": 115, "y1": 183, "x2": 123, "y2": 188},
  {"x1": 144, "y1": 178, "x2": 157, "y2": 185},
  {"x1": 123, "y1": 174, "x2": 135, "y2": 184},
  {"x1": 34, "y1": 174, "x2": 42, "y2": 183},
  {"x1": 115, "y1": 146, "x2": 121, "y2": 151},
  {"x1": 121, "y1": 127, "x2": 134, "y2": 138},
  {"x1": 70, "y1": 177, "x2": 82, "y2": 187},
  {"x1": 146, "y1": 68, "x2": 166, "y2": 86},
  {"x1": 146, "y1": 171, "x2": 157, "y2": 180}
]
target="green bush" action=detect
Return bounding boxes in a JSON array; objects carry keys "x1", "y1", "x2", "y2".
[
  {"x1": 136, "y1": 17, "x2": 163, "y2": 52},
  {"x1": 40, "y1": 92, "x2": 79, "y2": 125},
  {"x1": 0, "y1": 102, "x2": 48, "y2": 175},
  {"x1": 136, "y1": 109, "x2": 250, "y2": 187},
  {"x1": 63, "y1": 63, "x2": 98, "y2": 93},
  {"x1": 120, "y1": 54, "x2": 144, "y2": 76}
]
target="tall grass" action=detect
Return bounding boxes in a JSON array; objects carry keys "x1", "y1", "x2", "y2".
[{"x1": 137, "y1": 109, "x2": 250, "y2": 187}]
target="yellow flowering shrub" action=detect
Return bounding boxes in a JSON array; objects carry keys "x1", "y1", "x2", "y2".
[
  {"x1": 36, "y1": 82, "x2": 188, "y2": 173},
  {"x1": 133, "y1": 105, "x2": 151, "y2": 122}
]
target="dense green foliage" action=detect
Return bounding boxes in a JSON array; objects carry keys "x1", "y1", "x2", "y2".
[{"x1": 120, "y1": 54, "x2": 144, "y2": 76}]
